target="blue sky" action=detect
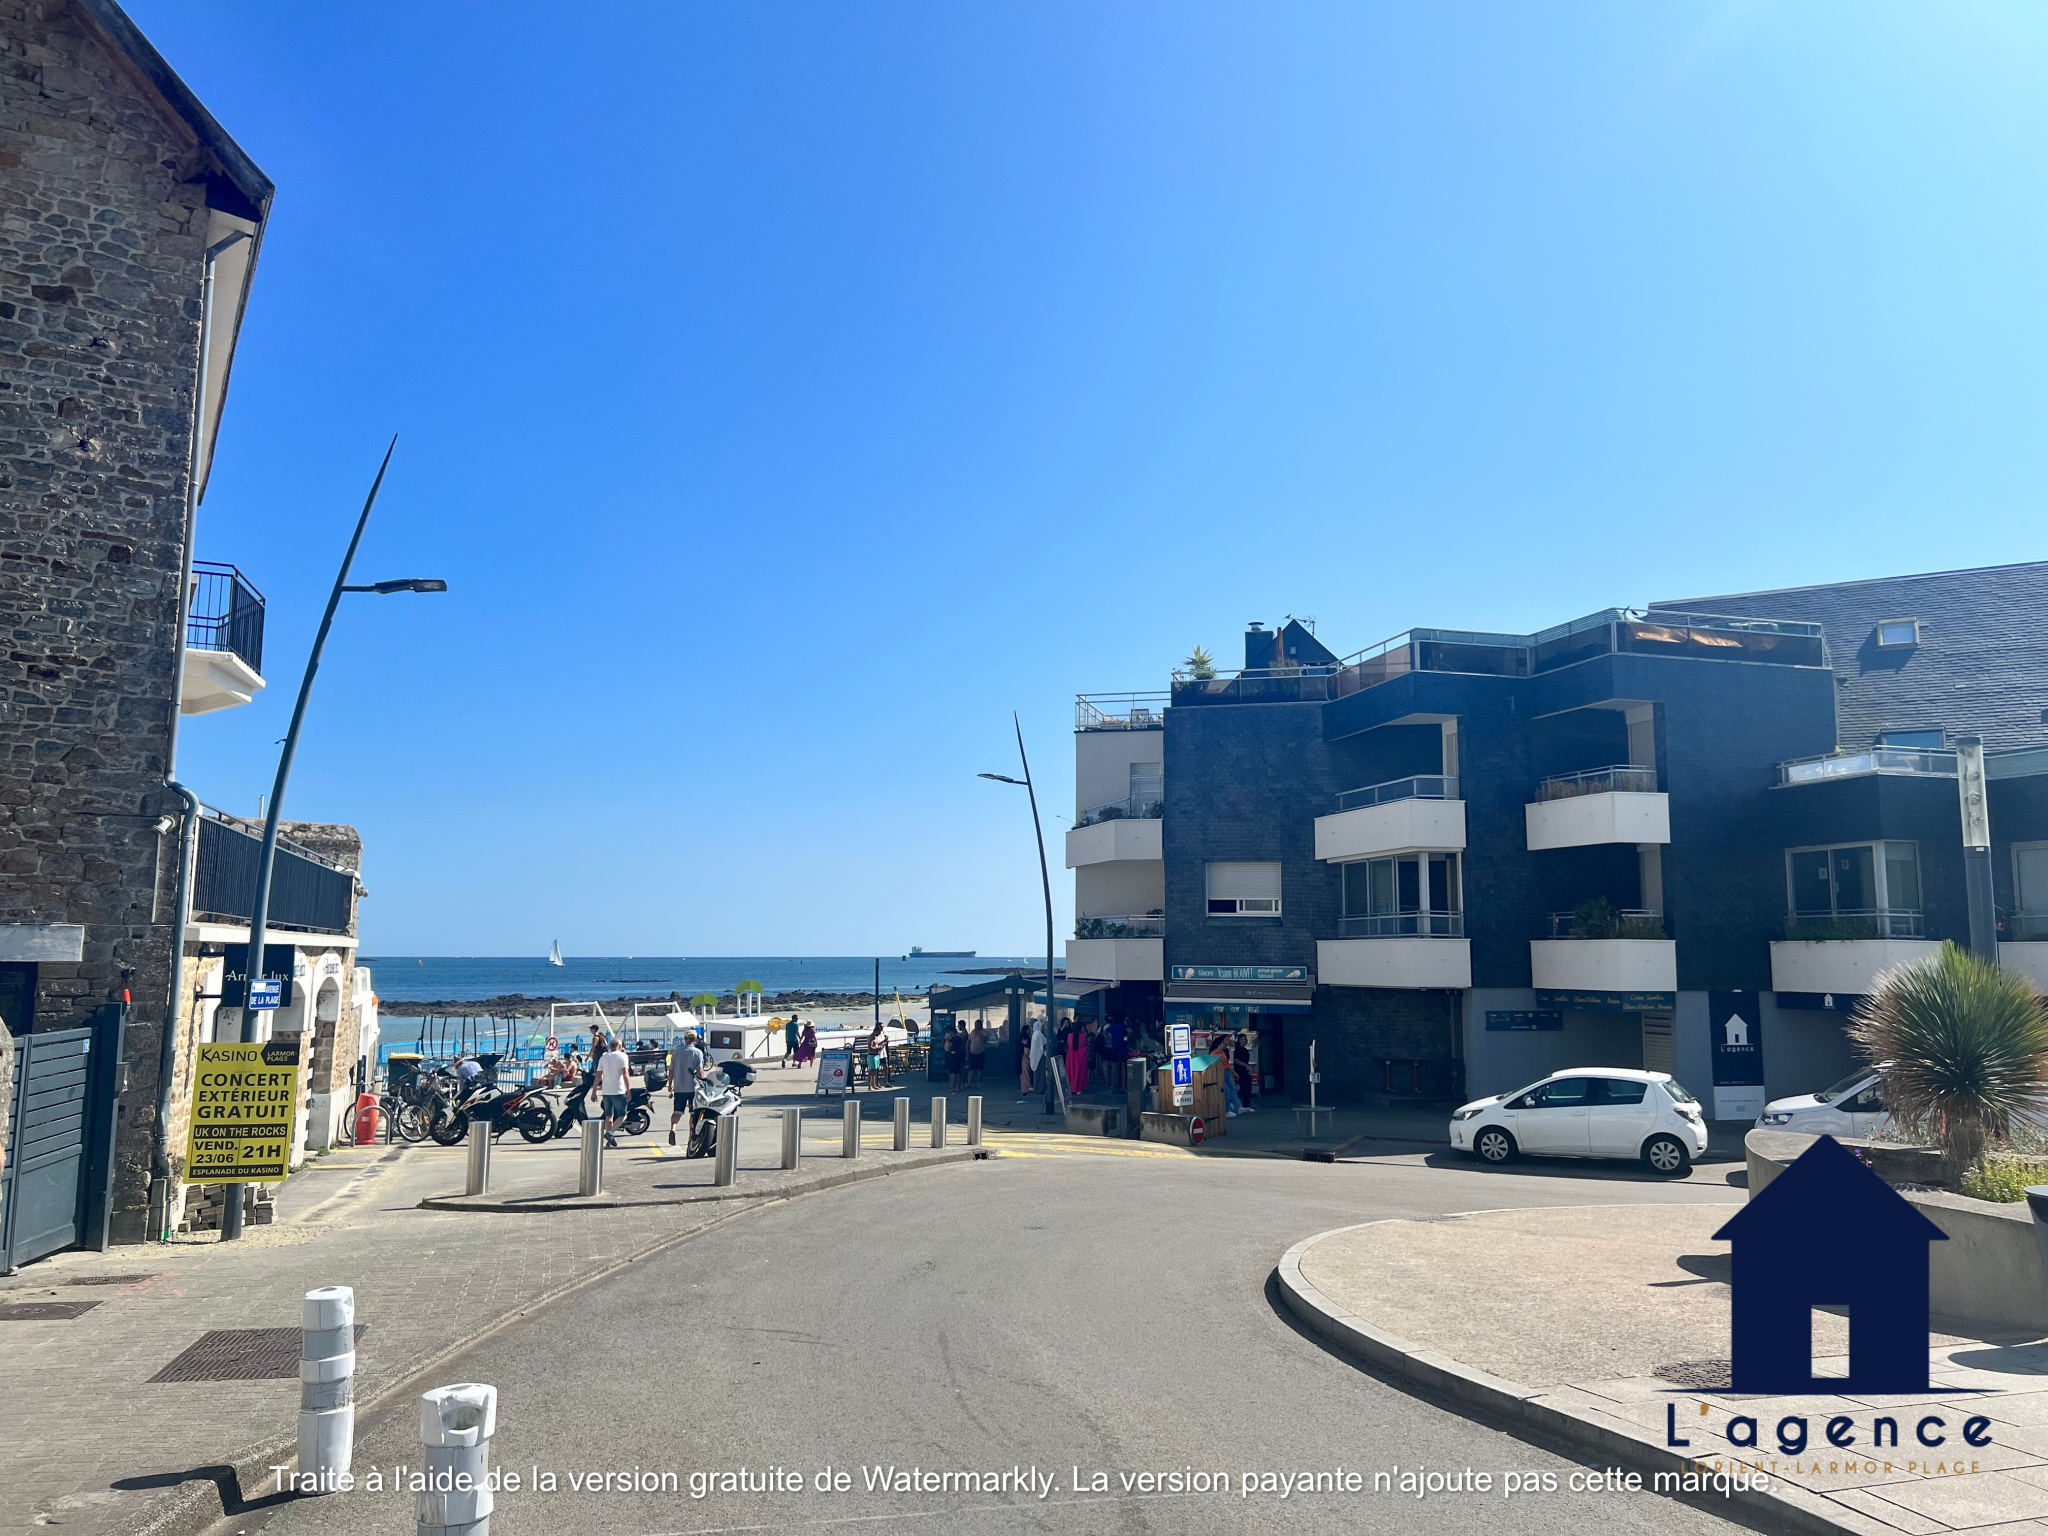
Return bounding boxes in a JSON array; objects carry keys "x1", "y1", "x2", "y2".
[{"x1": 143, "y1": 1, "x2": 2048, "y2": 956}]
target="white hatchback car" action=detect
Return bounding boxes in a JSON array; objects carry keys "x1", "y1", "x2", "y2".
[{"x1": 1449, "y1": 1067, "x2": 1709, "y2": 1176}]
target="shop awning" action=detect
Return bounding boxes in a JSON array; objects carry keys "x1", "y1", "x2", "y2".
[
  {"x1": 1164, "y1": 980, "x2": 1314, "y2": 1014},
  {"x1": 1025, "y1": 978, "x2": 1112, "y2": 1001}
]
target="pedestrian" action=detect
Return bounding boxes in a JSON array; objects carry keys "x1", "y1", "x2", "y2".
[
  {"x1": 867, "y1": 1020, "x2": 891, "y2": 1089},
  {"x1": 782, "y1": 1013, "x2": 800, "y2": 1068},
  {"x1": 1232, "y1": 1032, "x2": 1257, "y2": 1113},
  {"x1": 1018, "y1": 1020, "x2": 1035, "y2": 1098},
  {"x1": 596, "y1": 1034, "x2": 631, "y2": 1149},
  {"x1": 667, "y1": 1029, "x2": 707, "y2": 1147},
  {"x1": 1103, "y1": 1018, "x2": 1127, "y2": 1095},
  {"x1": 967, "y1": 1020, "x2": 987, "y2": 1089},
  {"x1": 945, "y1": 1022, "x2": 968, "y2": 1093},
  {"x1": 796, "y1": 1022, "x2": 817, "y2": 1066}
]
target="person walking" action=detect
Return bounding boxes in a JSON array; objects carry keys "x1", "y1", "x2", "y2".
[
  {"x1": 782, "y1": 1013, "x2": 800, "y2": 1068},
  {"x1": 945, "y1": 1023, "x2": 968, "y2": 1094},
  {"x1": 1018, "y1": 1020, "x2": 1035, "y2": 1098},
  {"x1": 596, "y1": 1035, "x2": 632, "y2": 1149},
  {"x1": 795, "y1": 1022, "x2": 817, "y2": 1066},
  {"x1": 966, "y1": 1020, "x2": 987, "y2": 1089},
  {"x1": 1232, "y1": 1031, "x2": 1257, "y2": 1114},
  {"x1": 667, "y1": 1030, "x2": 707, "y2": 1147},
  {"x1": 866, "y1": 1021, "x2": 891, "y2": 1090}
]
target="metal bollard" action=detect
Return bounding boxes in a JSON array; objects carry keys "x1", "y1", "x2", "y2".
[
  {"x1": 781, "y1": 1108, "x2": 801, "y2": 1169},
  {"x1": 298, "y1": 1285, "x2": 354, "y2": 1492},
  {"x1": 931, "y1": 1095, "x2": 947, "y2": 1148},
  {"x1": 967, "y1": 1095, "x2": 982, "y2": 1146},
  {"x1": 842, "y1": 1098, "x2": 860, "y2": 1158},
  {"x1": 464, "y1": 1119, "x2": 491, "y2": 1196},
  {"x1": 714, "y1": 1113, "x2": 737, "y2": 1187},
  {"x1": 417, "y1": 1383, "x2": 496, "y2": 1536},
  {"x1": 578, "y1": 1117, "x2": 603, "y2": 1197},
  {"x1": 893, "y1": 1097, "x2": 909, "y2": 1151}
]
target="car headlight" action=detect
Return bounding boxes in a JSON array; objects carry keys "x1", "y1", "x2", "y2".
[
  {"x1": 1759, "y1": 1111, "x2": 1793, "y2": 1127},
  {"x1": 1451, "y1": 1106, "x2": 1483, "y2": 1121}
]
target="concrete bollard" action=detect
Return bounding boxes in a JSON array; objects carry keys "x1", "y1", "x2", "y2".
[
  {"x1": 578, "y1": 1117, "x2": 603, "y2": 1197},
  {"x1": 893, "y1": 1097, "x2": 909, "y2": 1151},
  {"x1": 930, "y1": 1096, "x2": 947, "y2": 1149},
  {"x1": 967, "y1": 1095, "x2": 982, "y2": 1146},
  {"x1": 781, "y1": 1108, "x2": 800, "y2": 1170},
  {"x1": 714, "y1": 1113, "x2": 737, "y2": 1187},
  {"x1": 417, "y1": 1383, "x2": 496, "y2": 1536},
  {"x1": 298, "y1": 1285, "x2": 354, "y2": 1491},
  {"x1": 842, "y1": 1098, "x2": 860, "y2": 1158},
  {"x1": 464, "y1": 1119, "x2": 491, "y2": 1196}
]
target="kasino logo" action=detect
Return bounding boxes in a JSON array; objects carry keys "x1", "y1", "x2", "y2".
[{"x1": 1664, "y1": 1135, "x2": 1994, "y2": 1473}]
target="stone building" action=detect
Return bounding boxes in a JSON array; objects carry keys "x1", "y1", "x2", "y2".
[{"x1": 2, "y1": 0, "x2": 372, "y2": 1252}]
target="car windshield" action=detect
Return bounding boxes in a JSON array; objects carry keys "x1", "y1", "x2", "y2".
[
  {"x1": 1814, "y1": 1068, "x2": 1874, "y2": 1104},
  {"x1": 1661, "y1": 1080, "x2": 1699, "y2": 1106}
]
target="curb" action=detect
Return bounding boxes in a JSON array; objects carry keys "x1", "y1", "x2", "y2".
[
  {"x1": 416, "y1": 1147, "x2": 982, "y2": 1211},
  {"x1": 112, "y1": 1150, "x2": 982, "y2": 1536},
  {"x1": 1274, "y1": 1221, "x2": 1874, "y2": 1536}
]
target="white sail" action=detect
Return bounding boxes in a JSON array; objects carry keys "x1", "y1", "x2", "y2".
[{"x1": 548, "y1": 939, "x2": 564, "y2": 967}]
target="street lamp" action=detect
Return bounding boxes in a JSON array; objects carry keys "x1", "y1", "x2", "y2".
[
  {"x1": 980, "y1": 712, "x2": 1060, "y2": 1114},
  {"x1": 221, "y1": 438, "x2": 446, "y2": 1240}
]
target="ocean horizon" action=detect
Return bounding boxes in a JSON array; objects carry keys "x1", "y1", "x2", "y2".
[{"x1": 356, "y1": 954, "x2": 1048, "y2": 1005}]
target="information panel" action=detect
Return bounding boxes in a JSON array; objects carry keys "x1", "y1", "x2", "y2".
[{"x1": 183, "y1": 1040, "x2": 301, "y2": 1184}]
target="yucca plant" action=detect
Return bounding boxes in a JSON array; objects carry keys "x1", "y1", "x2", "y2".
[
  {"x1": 1847, "y1": 943, "x2": 2048, "y2": 1181},
  {"x1": 1183, "y1": 645, "x2": 1217, "y2": 681}
]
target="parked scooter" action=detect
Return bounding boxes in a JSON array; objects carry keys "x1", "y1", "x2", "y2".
[
  {"x1": 548, "y1": 1069, "x2": 663, "y2": 1140},
  {"x1": 685, "y1": 1061, "x2": 749, "y2": 1158}
]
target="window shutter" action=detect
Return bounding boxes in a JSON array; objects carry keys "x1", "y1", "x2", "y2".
[{"x1": 1206, "y1": 862, "x2": 1281, "y2": 900}]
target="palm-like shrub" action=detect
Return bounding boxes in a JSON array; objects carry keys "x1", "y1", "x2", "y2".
[{"x1": 1848, "y1": 943, "x2": 2048, "y2": 1179}]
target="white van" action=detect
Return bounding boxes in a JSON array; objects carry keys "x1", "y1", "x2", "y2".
[{"x1": 1755, "y1": 1066, "x2": 1888, "y2": 1136}]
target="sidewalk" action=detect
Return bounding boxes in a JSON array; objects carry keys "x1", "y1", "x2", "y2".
[
  {"x1": 0, "y1": 1073, "x2": 982, "y2": 1536},
  {"x1": 1278, "y1": 1204, "x2": 2048, "y2": 1536}
]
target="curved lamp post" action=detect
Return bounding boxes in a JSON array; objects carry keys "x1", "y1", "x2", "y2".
[{"x1": 979, "y1": 712, "x2": 1060, "y2": 1114}]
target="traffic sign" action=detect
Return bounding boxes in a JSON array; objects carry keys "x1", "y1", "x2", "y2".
[
  {"x1": 1189, "y1": 1116, "x2": 1205, "y2": 1145},
  {"x1": 1171, "y1": 1056, "x2": 1192, "y2": 1087},
  {"x1": 1173, "y1": 1083, "x2": 1192, "y2": 1108},
  {"x1": 1169, "y1": 1024, "x2": 1191, "y2": 1055},
  {"x1": 545, "y1": 1036, "x2": 559, "y2": 1053},
  {"x1": 246, "y1": 977, "x2": 282, "y2": 1010},
  {"x1": 184, "y1": 1040, "x2": 301, "y2": 1183}
]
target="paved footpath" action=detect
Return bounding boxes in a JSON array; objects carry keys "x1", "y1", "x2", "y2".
[
  {"x1": 0, "y1": 1089, "x2": 974, "y2": 1536},
  {"x1": 1280, "y1": 1202, "x2": 2048, "y2": 1536}
]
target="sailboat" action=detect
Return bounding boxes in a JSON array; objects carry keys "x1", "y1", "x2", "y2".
[{"x1": 548, "y1": 940, "x2": 564, "y2": 967}]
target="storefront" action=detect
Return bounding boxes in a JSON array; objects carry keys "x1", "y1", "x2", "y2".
[{"x1": 1163, "y1": 964, "x2": 1315, "y2": 1099}]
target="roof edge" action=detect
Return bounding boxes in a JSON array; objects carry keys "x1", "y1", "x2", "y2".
[{"x1": 1652, "y1": 558, "x2": 2048, "y2": 613}]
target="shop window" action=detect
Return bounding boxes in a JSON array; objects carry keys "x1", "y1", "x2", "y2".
[{"x1": 1206, "y1": 861, "x2": 1281, "y2": 918}]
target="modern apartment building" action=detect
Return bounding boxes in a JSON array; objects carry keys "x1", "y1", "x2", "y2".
[
  {"x1": 1066, "y1": 561, "x2": 2048, "y2": 1118},
  {"x1": 2, "y1": 0, "x2": 372, "y2": 1257}
]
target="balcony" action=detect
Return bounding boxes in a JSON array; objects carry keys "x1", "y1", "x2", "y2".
[
  {"x1": 1525, "y1": 765, "x2": 1668, "y2": 850},
  {"x1": 1315, "y1": 776, "x2": 1464, "y2": 862},
  {"x1": 1530, "y1": 908, "x2": 1675, "y2": 994},
  {"x1": 1999, "y1": 939, "x2": 2048, "y2": 995},
  {"x1": 1075, "y1": 914, "x2": 1164, "y2": 940},
  {"x1": 1338, "y1": 911, "x2": 1463, "y2": 938},
  {"x1": 181, "y1": 562, "x2": 267, "y2": 715},
  {"x1": 1076, "y1": 778, "x2": 1163, "y2": 828},
  {"x1": 1319, "y1": 933, "x2": 1470, "y2": 989},
  {"x1": 1770, "y1": 912, "x2": 1940, "y2": 996},
  {"x1": 1075, "y1": 693, "x2": 1167, "y2": 731},
  {"x1": 191, "y1": 808, "x2": 355, "y2": 935},
  {"x1": 1066, "y1": 815, "x2": 1163, "y2": 868},
  {"x1": 1777, "y1": 747, "x2": 1957, "y2": 786},
  {"x1": 1066, "y1": 934, "x2": 1163, "y2": 983}
]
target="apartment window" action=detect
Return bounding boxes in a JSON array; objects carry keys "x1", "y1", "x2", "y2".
[
  {"x1": 2014, "y1": 842, "x2": 2048, "y2": 940},
  {"x1": 1341, "y1": 853, "x2": 1462, "y2": 936},
  {"x1": 1786, "y1": 841, "x2": 1922, "y2": 936},
  {"x1": 1206, "y1": 861, "x2": 1281, "y2": 918},
  {"x1": 1875, "y1": 618, "x2": 1920, "y2": 648},
  {"x1": 1878, "y1": 729, "x2": 1944, "y2": 749}
]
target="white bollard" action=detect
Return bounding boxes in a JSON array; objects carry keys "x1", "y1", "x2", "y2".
[
  {"x1": 781, "y1": 1108, "x2": 801, "y2": 1169},
  {"x1": 931, "y1": 1095, "x2": 947, "y2": 1149},
  {"x1": 842, "y1": 1098, "x2": 860, "y2": 1158},
  {"x1": 298, "y1": 1285, "x2": 354, "y2": 1492},
  {"x1": 714, "y1": 1113, "x2": 737, "y2": 1187},
  {"x1": 578, "y1": 1117, "x2": 603, "y2": 1197},
  {"x1": 893, "y1": 1096, "x2": 909, "y2": 1151},
  {"x1": 967, "y1": 1095, "x2": 982, "y2": 1146},
  {"x1": 465, "y1": 1119, "x2": 491, "y2": 1196},
  {"x1": 418, "y1": 1383, "x2": 496, "y2": 1536}
]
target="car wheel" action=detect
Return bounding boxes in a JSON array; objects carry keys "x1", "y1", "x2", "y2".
[
  {"x1": 1643, "y1": 1134, "x2": 1691, "y2": 1177},
  {"x1": 1474, "y1": 1126, "x2": 1516, "y2": 1164}
]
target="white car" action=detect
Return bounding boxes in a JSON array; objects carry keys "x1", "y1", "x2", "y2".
[
  {"x1": 1756, "y1": 1066, "x2": 1888, "y2": 1137},
  {"x1": 1449, "y1": 1067, "x2": 1708, "y2": 1176}
]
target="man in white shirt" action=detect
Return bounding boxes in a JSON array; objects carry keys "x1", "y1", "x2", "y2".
[
  {"x1": 667, "y1": 1033, "x2": 706, "y2": 1148},
  {"x1": 596, "y1": 1040, "x2": 631, "y2": 1149}
]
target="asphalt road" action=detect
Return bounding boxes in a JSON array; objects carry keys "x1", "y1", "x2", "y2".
[{"x1": 234, "y1": 1139, "x2": 1762, "y2": 1536}]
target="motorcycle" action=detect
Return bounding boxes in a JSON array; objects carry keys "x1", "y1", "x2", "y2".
[
  {"x1": 685, "y1": 1062, "x2": 748, "y2": 1158},
  {"x1": 548, "y1": 1069, "x2": 663, "y2": 1140}
]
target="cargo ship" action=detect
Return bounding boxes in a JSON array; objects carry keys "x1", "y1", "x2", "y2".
[{"x1": 907, "y1": 946, "x2": 975, "y2": 958}]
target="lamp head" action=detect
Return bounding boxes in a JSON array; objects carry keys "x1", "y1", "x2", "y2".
[
  {"x1": 978, "y1": 772, "x2": 1024, "y2": 785},
  {"x1": 369, "y1": 578, "x2": 447, "y2": 594}
]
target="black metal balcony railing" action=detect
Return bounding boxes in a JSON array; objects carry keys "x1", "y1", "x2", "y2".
[
  {"x1": 1074, "y1": 914, "x2": 1165, "y2": 940},
  {"x1": 191, "y1": 808, "x2": 354, "y2": 935},
  {"x1": 1338, "y1": 912, "x2": 1464, "y2": 938},
  {"x1": 1537, "y1": 765, "x2": 1658, "y2": 801},
  {"x1": 186, "y1": 561, "x2": 266, "y2": 674},
  {"x1": 1783, "y1": 909, "x2": 1924, "y2": 941},
  {"x1": 1546, "y1": 908, "x2": 1667, "y2": 940},
  {"x1": 1335, "y1": 774, "x2": 1459, "y2": 812}
]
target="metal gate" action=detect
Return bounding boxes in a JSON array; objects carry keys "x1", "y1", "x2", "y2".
[{"x1": 1, "y1": 1005, "x2": 124, "y2": 1271}]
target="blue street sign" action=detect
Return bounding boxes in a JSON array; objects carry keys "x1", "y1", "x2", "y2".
[
  {"x1": 247, "y1": 977, "x2": 283, "y2": 1011},
  {"x1": 1171, "y1": 1056, "x2": 1192, "y2": 1087},
  {"x1": 1169, "y1": 1025, "x2": 1192, "y2": 1055}
]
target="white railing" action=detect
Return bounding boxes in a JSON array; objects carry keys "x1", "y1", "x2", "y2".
[{"x1": 1337, "y1": 912, "x2": 1463, "y2": 938}]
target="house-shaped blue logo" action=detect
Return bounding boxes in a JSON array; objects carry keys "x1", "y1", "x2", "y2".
[{"x1": 1713, "y1": 1135, "x2": 1948, "y2": 1393}]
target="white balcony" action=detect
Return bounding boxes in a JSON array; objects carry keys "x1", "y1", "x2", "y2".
[
  {"x1": 1065, "y1": 938, "x2": 1163, "y2": 984},
  {"x1": 1065, "y1": 816, "x2": 1162, "y2": 868},
  {"x1": 1525, "y1": 766, "x2": 1668, "y2": 850},
  {"x1": 180, "y1": 647, "x2": 265, "y2": 715},
  {"x1": 1316, "y1": 797, "x2": 1465, "y2": 862},
  {"x1": 1530, "y1": 938, "x2": 1677, "y2": 993},
  {"x1": 1318, "y1": 937, "x2": 1470, "y2": 990},
  {"x1": 2000, "y1": 943, "x2": 2048, "y2": 996},
  {"x1": 1770, "y1": 938, "x2": 1943, "y2": 996}
]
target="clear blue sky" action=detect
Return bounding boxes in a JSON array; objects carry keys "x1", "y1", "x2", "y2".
[{"x1": 143, "y1": 1, "x2": 2048, "y2": 957}]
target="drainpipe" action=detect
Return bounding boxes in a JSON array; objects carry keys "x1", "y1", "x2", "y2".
[{"x1": 149, "y1": 229, "x2": 250, "y2": 1240}]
